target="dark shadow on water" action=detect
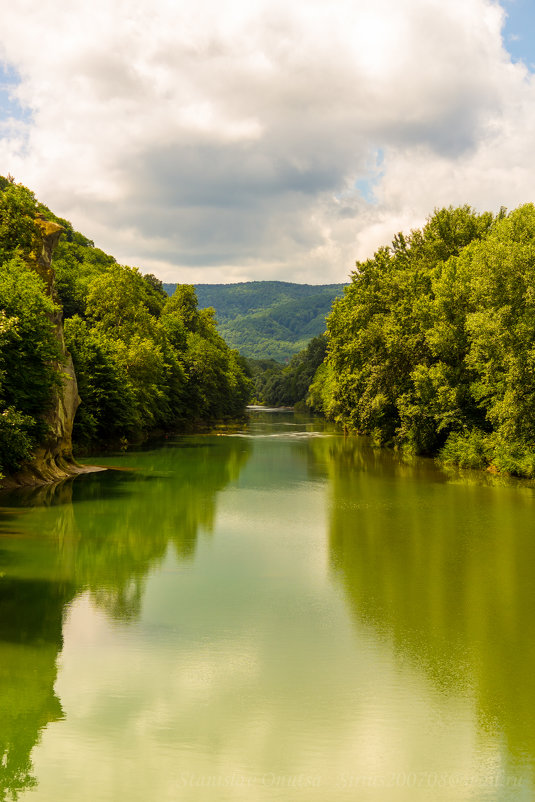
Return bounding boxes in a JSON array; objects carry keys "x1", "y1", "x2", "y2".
[
  {"x1": 0, "y1": 468, "x2": 164, "y2": 511},
  {"x1": 0, "y1": 575, "x2": 73, "y2": 800},
  {"x1": 0, "y1": 577, "x2": 74, "y2": 645}
]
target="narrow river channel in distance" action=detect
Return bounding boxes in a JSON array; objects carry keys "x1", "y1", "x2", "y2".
[{"x1": 0, "y1": 409, "x2": 534, "y2": 801}]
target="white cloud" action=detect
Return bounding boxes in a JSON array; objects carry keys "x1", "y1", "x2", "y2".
[{"x1": 0, "y1": 0, "x2": 534, "y2": 283}]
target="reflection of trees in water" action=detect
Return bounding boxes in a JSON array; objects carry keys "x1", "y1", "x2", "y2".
[
  {"x1": 0, "y1": 578, "x2": 75, "y2": 800},
  {"x1": 68, "y1": 438, "x2": 251, "y2": 620},
  {"x1": 314, "y1": 436, "x2": 535, "y2": 770},
  {"x1": 0, "y1": 435, "x2": 250, "y2": 799},
  {"x1": 0, "y1": 482, "x2": 78, "y2": 799}
]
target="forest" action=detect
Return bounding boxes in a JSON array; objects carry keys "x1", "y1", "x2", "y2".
[
  {"x1": 0, "y1": 177, "x2": 251, "y2": 478},
  {"x1": 248, "y1": 334, "x2": 327, "y2": 408},
  {"x1": 3, "y1": 174, "x2": 535, "y2": 480},
  {"x1": 311, "y1": 204, "x2": 535, "y2": 477},
  {"x1": 164, "y1": 281, "x2": 345, "y2": 361}
]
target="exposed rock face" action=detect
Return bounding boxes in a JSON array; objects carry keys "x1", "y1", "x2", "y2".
[
  {"x1": 29, "y1": 217, "x2": 80, "y2": 481},
  {"x1": 29, "y1": 215, "x2": 64, "y2": 292},
  {"x1": 3, "y1": 217, "x2": 101, "y2": 487}
]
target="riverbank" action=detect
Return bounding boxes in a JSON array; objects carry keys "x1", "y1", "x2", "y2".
[{"x1": 0, "y1": 459, "x2": 106, "y2": 490}]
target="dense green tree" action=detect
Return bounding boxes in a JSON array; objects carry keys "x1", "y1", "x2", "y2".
[
  {"x1": 0, "y1": 183, "x2": 39, "y2": 263},
  {"x1": 318, "y1": 204, "x2": 535, "y2": 476},
  {"x1": 163, "y1": 281, "x2": 346, "y2": 361},
  {"x1": 65, "y1": 278, "x2": 250, "y2": 446},
  {"x1": 64, "y1": 316, "x2": 137, "y2": 444},
  {"x1": 86, "y1": 264, "x2": 159, "y2": 336},
  {"x1": 0, "y1": 177, "x2": 251, "y2": 474},
  {"x1": 254, "y1": 334, "x2": 327, "y2": 407},
  {"x1": 0, "y1": 255, "x2": 61, "y2": 474},
  {"x1": 307, "y1": 360, "x2": 336, "y2": 416}
]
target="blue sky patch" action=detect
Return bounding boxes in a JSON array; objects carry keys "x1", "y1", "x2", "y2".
[
  {"x1": 354, "y1": 149, "x2": 385, "y2": 205},
  {"x1": 0, "y1": 62, "x2": 31, "y2": 124},
  {"x1": 502, "y1": 0, "x2": 535, "y2": 70},
  {"x1": 355, "y1": 177, "x2": 378, "y2": 204}
]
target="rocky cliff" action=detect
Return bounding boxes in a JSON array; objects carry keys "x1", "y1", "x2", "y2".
[{"x1": 3, "y1": 217, "x2": 98, "y2": 486}]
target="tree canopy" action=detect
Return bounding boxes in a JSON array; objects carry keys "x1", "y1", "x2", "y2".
[
  {"x1": 164, "y1": 281, "x2": 346, "y2": 361},
  {"x1": 0, "y1": 178, "x2": 251, "y2": 477},
  {"x1": 312, "y1": 204, "x2": 535, "y2": 477}
]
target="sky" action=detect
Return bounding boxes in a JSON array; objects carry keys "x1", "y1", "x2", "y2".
[{"x1": 1, "y1": 0, "x2": 535, "y2": 285}]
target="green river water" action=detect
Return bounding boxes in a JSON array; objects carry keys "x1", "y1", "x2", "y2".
[{"x1": 0, "y1": 409, "x2": 534, "y2": 801}]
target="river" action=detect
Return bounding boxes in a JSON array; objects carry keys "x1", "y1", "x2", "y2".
[{"x1": 0, "y1": 409, "x2": 534, "y2": 801}]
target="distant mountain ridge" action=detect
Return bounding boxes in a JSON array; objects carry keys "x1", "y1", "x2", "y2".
[{"x1": 163, "y1": 280, "x2": 347, "y2": 361}]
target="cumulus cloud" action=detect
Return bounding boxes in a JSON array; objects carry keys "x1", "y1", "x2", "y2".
[{"x1": 0, "y1": 0, "x2": 534, "y2": 282}]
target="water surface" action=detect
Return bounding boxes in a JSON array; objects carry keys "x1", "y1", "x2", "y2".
[{"x1": 0, "y1": 410, "x2": 534, "y2": 800}]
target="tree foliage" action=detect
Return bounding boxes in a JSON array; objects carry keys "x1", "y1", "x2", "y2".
[
  {"x1": 62, "y1": 268, "x2": 251, "y2": 448},
  {"x1": 0, "y1": 250, "x2": 61, "y2": 474},
  {"x1": 251, "y1": 334, "x2": 327, "y2": 407},
  {"x1": 317, "y1": 204, "x2": 535, "y2": 477},
  {"x1": 164, "y1": 281, "x2": 346, "y2": 361},
  {"x1": 0, "y1": 177, "x2": 251, "y2": 474}
]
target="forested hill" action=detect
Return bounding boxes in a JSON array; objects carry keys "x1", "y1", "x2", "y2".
[
  {"x1": 0, "y1": 178, "x2": 251, "y2": 481},
  {"x1": 163, "y1": 281, "x2": 346, "y2": 361}
]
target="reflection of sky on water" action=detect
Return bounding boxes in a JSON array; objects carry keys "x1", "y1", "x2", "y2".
[
  {"x1": 1, "y1": 412, "x2": 534, "y2": 801},
  {"x1": 32, "y1": 466, "x2": 511, "y2": 802}
]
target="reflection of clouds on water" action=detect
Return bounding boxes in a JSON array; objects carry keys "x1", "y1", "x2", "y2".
[
  {"x1": 3, "y1": 415, "x2": 534, "y2": 801},
  {"x1": 22, "y1": 422, "x2": 525, "y2": 802},
  {"x1": 0, "y1": 434, "x2": 252, "y2": 801},
  {"x1": 33, "y1": 541, "x2": 506, "y2": 802}
]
